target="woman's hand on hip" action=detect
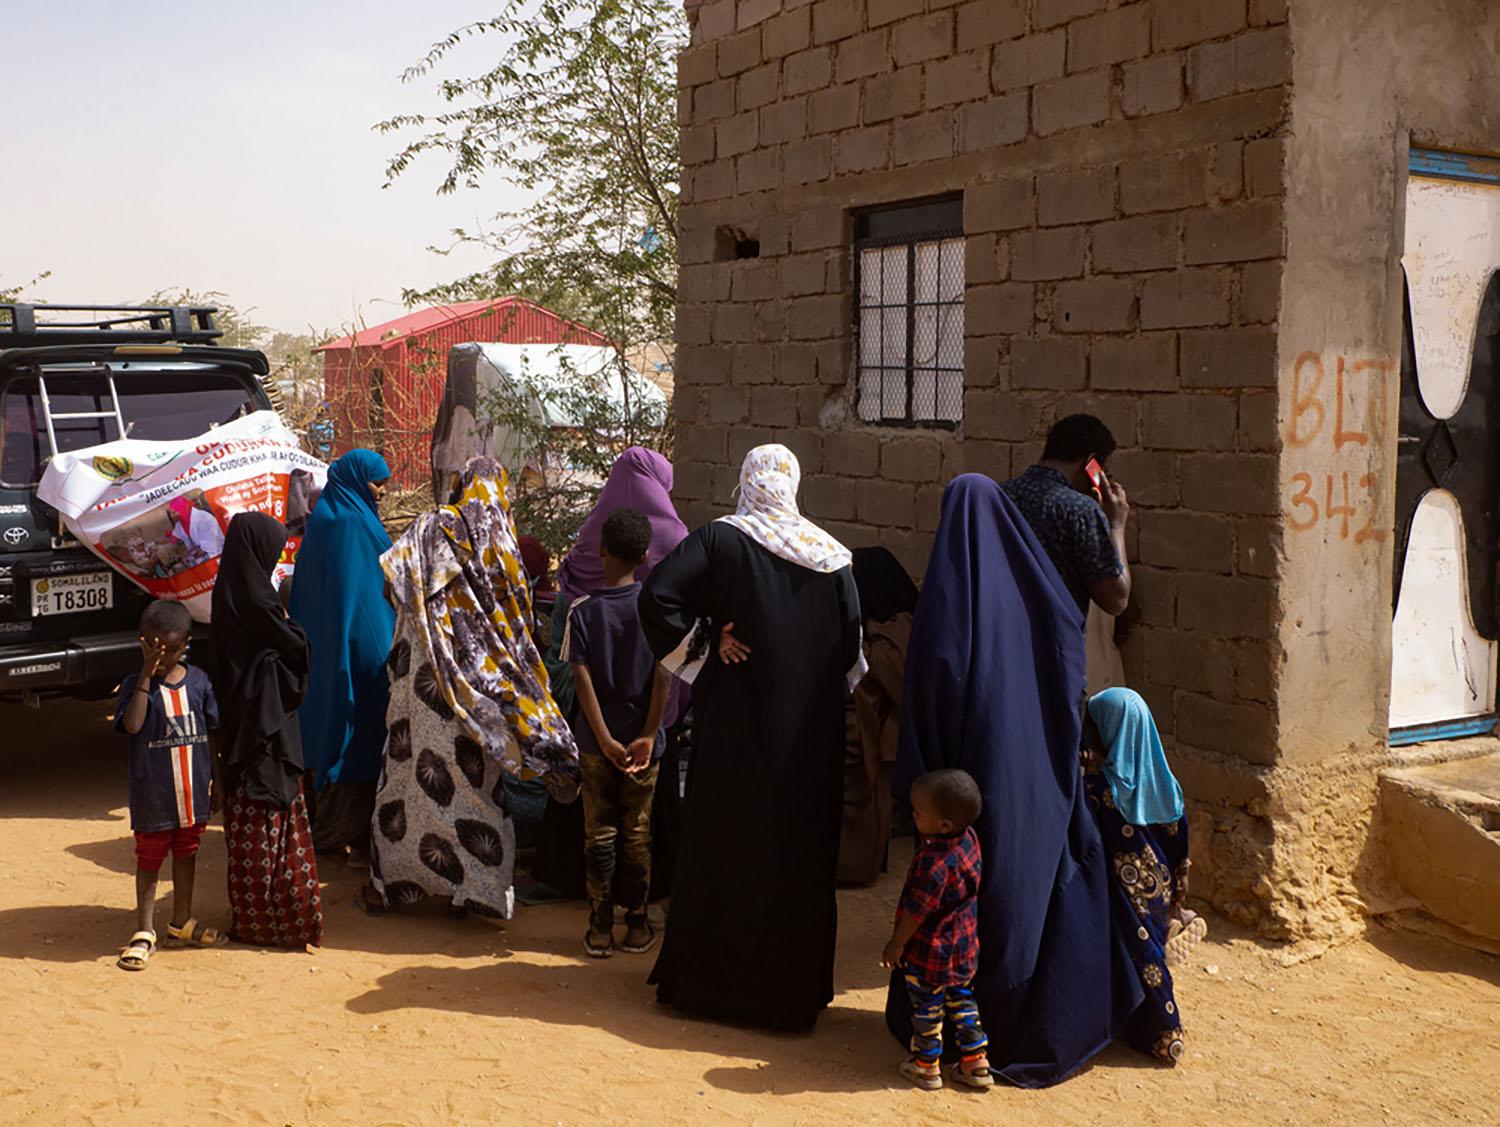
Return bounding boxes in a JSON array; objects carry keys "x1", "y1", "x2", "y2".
[{"x1": 718, "y1": 623, "x2": 751, "y2": 665}]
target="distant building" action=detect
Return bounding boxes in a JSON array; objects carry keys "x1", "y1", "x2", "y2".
[
  {"x1": 626, "y1": 342, "x2": 677, "y2": 399},
  {"x1": 673, "y1": 0, "x2": 1500, "y2": 947},
  {"x1": 316, "y1": 298, "x2": 608, "y2": 487}
]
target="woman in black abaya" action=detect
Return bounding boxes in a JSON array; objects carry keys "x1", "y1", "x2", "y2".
[
  {"x1": 639, "y1": 444, "x2": 863, "y2": 1030},
  {"x1": 211, "y1": 512, "x2": 323, "y2": 948},
  {"x1": 838, "y1": 547, "x2": 919, "y2": 885}
]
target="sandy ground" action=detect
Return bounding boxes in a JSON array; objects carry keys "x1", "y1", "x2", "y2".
[{"x1": 3, "y1": 697, "x2": 1499, "y2": 1126}]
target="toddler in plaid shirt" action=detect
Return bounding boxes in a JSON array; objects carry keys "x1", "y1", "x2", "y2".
[{"x1": 881, "y1": 768, "x2": 991, "y2": 1090}]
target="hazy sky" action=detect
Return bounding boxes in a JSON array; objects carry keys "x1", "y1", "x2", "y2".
[{"x1": 5, "y1": 2, "x2": 523, "y2": 335}]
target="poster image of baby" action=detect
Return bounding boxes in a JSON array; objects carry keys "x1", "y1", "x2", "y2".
[{"x1": 99, "y1": 490, "x2": 225, "y2": 579}]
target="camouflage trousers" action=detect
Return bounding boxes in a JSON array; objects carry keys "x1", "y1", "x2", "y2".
[{"x1": 580, "y1": 752, "x2": 659, "y2": 933}]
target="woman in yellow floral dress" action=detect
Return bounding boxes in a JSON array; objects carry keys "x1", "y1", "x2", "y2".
[{"x1": 359, "y1": 457, "x2": 578, "y2": 918}]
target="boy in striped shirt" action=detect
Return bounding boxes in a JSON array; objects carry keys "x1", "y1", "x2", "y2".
[{"x1": 114, "y1": 599, "x2": 223, "y2": 970}]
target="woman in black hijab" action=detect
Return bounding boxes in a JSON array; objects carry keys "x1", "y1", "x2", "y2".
[
  {"x1": 838, "y1": 547, "x2": 920, "y2": 885},
  {"x1": 211, "y1": 512, "x2": 324, "y2": 948},
  {"x1": 852, "y1": 547, "x2": 919, "y2": 624}
]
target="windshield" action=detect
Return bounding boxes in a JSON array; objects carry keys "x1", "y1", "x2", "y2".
[{"x1": 1, "y1": 367, "x2": 259, "y2": 486}]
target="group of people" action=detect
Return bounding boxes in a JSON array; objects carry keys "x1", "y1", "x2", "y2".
[{"x1": 112, "y1": 412, "x2": 1203, "y2": 1091}]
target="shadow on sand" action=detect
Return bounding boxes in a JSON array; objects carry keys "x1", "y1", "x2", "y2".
[
  {"x1": 345, "y1": 956, "x2": 906, "y2": 1096},
  {"x1": 1365, "y1": 917, "x2": 1500, "y2": 988},
  {"x1": 67, "y1": 835, "x2": 152, "y2": 876},
  {"x1": 0, "y1": 699, "x2": 129, "y2": 823}
]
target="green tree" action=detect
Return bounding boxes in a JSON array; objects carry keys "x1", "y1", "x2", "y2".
[
  {"x1": 0, "y1": 271, "x2": 52, "y2": 304},
  {"x1": 134, "y1": 289, "x2": 322, "y2": 425},
  {"x1": 381, "y1": 0, "x2": 686, "y2": 552},
  {"x1": 139, "y1": 288, "x2": 270, "y2": 350},
  {"x1": 262, "y1": 329, "x2": 334, "y2": 434},
  {"x1": 379, "y1": 0, "x2": 684, "y2": 369}
]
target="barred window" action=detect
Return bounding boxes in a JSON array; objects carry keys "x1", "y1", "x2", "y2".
[{"x1": 854, "y1": 196, "x2": 965, "y2": 428}]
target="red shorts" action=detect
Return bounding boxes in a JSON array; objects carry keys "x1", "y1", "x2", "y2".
[{"x1": 134, "y1": 823, "x2": 207, "y2": 873}]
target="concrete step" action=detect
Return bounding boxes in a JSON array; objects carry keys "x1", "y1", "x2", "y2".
[{"x1": 1379, "y1": 753, "x2": 1500, "y2": 945}]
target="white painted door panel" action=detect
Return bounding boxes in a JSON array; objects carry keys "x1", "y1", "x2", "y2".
[
  {"x1": 1390, "y1": 172, "x2": 1500, "y2": 730},
  {"x1": 1389, "y1": 490, "x2": 1497, "y2": 727}
]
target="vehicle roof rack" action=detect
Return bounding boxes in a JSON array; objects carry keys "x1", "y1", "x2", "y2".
[{"x1": 0, "y1": 303, "x2": 225, "y2": 348}]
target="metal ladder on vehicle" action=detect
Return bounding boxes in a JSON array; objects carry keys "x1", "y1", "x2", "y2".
[{"x1": 35, "y1": 369, "x2": 128, "y2": 458}]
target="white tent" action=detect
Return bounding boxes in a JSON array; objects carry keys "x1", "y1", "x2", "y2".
[{"x1": 430, "y1": 342, "x2": 667, "y2": 492}]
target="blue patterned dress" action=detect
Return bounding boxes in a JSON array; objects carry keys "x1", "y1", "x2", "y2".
[{"x1": 1083, "y1": 768, "x2": 1189, "y2": 1063}]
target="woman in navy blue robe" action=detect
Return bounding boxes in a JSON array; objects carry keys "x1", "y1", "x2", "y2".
[{"x1": 887, "y1": 474, "x2": 1142, "y2": 1087}]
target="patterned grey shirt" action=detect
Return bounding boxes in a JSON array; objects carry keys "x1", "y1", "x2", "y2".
[{"x1": 1000, "y1": 465, "x2": 1122, "y2": 615}]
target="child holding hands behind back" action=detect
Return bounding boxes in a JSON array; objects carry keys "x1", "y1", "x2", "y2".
[
  {"x1": 881, "y1": 768, "x2": 992, "y2": 1090},
  {"x1": 563, "y1": 507, "x2": 671, "y2": 960},
  {"x1": 115, "y1": 599, "x2": 224, "y2": 970}
]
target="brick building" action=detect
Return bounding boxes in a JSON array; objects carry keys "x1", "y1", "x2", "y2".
[{"x1": 673, "y1": 0, "x2": 1500, "y2": 944}]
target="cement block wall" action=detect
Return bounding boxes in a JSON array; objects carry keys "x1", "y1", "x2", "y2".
[
  {"x1": 673, "y1": 0, "x2": 1500, "y2": 940},
  {"x1": 676, "y1": 0, "x2": 1292, "y2": 927},
  {"x1": 1250, "y1": 0, "x2": 1500, "y2": 940}
]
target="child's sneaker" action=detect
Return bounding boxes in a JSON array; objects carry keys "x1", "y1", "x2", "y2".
[
  {"x1": 948, "y1": 1053, "x2": 995, "y2": 1090},
  {"x1": 898, "y1": 1057, "x2": 943, "y2": 1090}
]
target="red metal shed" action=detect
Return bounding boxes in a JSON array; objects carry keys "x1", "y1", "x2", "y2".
[{"x1": 316, "y1": 298, "x2": 608, "y2": 488}]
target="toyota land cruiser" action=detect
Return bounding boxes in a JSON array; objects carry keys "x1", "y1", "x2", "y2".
[{"x1": 0, "y1": 304, "x2": 276, "y2": 701}]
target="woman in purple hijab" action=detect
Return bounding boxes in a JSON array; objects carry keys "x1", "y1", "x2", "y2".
[
  {"x1": 532, "y1": 446, "x2": 690, "y2": 897},
  {"x1": 557, "y1": 446, "x2": 688, "y2": 602}
]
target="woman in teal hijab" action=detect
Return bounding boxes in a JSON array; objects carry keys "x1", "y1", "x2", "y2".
[
  {"x1": 1082, "y1": 687, "x2": 1196, "y2": 1065},
  {"x1": 290, "y1": 448, "x2": 396, "y2": 858}
]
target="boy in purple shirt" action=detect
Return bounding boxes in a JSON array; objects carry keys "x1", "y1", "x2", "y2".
[
  {"x1": 881, "y1": 768, "x2": 991, "y2": 1090},
  {"x1": 563, "y1": 508, "x2": 671, "y2": 959}
]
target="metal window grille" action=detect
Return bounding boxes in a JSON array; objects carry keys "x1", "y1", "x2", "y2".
[{"x1": 853, "y1": 196, "x2": 965, "y2": 428}]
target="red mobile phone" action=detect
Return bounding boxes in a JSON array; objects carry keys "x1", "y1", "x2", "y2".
[{"x1": 1085, "y1": 456, "x2": 1105, "y2": 494}]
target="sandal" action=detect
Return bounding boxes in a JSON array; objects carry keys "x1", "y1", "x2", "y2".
[
  {"x1": 582, "y1": 929, "x2": 614, "y2": 959},
  {"x1": 1165, "y1": 913, "x2": 1208, "y2": 966},
  {"x1": 947, "y1": 1056, "x2": 995, "y2": 1090},
  {"x1": 164, "y1": 918, "x2": 226, "y2": 949},
  {"x1": 619, "y1": 923, "x2": 658, "y2": 955},
  {"x1": 117, "y1": 930, "x2": 156, "y2": 971},
  {"x1": 353, "y1": 885, "x2": 388, "y2": 916},
  {"x1": 898, "y1": 1058, "x2": 943, "y2": 1091}
]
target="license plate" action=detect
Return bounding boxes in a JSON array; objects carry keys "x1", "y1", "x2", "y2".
[{"x1": 31, "y1": 572, "x2": 114, "y2": 616}]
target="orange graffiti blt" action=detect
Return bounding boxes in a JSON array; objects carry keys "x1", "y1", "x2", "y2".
[
  {"x1": 1284, "y1": 351, "x2": 1394, "y2": 542},
  {"x1": 1288, "y1": 351, "x2": 1327, "y2": 448}
]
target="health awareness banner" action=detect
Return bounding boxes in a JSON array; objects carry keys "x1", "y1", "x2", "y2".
[{"x1": 37, "y1": 412, "x2": 327, "y2": 622}]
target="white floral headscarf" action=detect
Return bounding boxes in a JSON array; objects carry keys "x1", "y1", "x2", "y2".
[
  {"x1": 716, "y1": 444, "x2": 853, "y2": 574},
  {"x1": 662, "y1": 444, "x2": 865, "y2": 691}
]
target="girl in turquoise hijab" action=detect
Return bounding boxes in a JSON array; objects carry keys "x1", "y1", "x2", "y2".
[
  {"x1": 1086, "y1": 688, "x2": 1184, "y2": 826},
  {"x1": 290, "y1": 448, "x2": 396, "y2": 856},
  {"x1": 1082, "y1": 687, "x2": 1195, "y2": 1065}
]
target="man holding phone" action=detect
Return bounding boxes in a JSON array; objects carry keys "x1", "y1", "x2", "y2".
[{"x1": 1000, "y1": 414, "x2": 1130, "y2": 619}]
